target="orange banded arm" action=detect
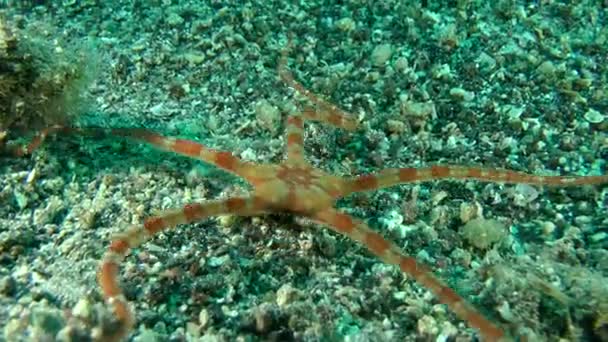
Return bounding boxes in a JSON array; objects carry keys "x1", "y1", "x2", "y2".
[
  {"x1": 105, "y1": 128, "x2": 251, "y2": 177},
  {"x1": 284, "y1": 113, "x2": 306, "y2": 162},
  {"x1": 313, "y1": 208, "x2": 510, "y2": 341},
  {"x1": 278, "y1": 45, "x2": 359, "y2": 131},
  {"x1": 344, "y1": 165, "x2": 608, "y2": 194},
  {"x1": 4, "y1": 126, "x2": 253, "y2": 178},
  {"x1": 3, "y1": 125, "x2": 66, "y2": 157},
  {"x1": 96, "y1": 196, "x2": 265, "y2": 341}
]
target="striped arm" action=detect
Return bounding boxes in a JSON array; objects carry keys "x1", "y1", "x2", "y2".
[
  {"x1": 7, "y1": 126, "x2": 252, "y2": 178},
  {"x1": 284, "y1": 113, "x2": 306, "y2": 162},
  {"x1": 313, "y1": 209, "x2": 509, "y2": 341},
  {"x1": 104, "y1": 128, "x2": 251, "y2": 177},
  {"x1": 278, "y1": 47, "x2": 359, "y2": 131},
  {"x1": 300, "y1": 105, "x2": 359, "y2": 131},
  {"x1": 345, "y1": 165, "x2": 608, "y2": 194},
  {"x1": 4, "y1": 125, "x2": 66, "y2": 157},
  {"x1": 96, "y1": 197, "x2": 265, "y2": 342}
]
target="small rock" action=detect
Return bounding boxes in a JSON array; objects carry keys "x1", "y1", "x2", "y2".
[
  {"x1": 371, "y1": 43, "x2": 393, "y2": 66},
  {"x1": 0, "y1": 275, "x2": 16, "y2": 296},
  {"x1": 584, "y1": 108, "x2": 604, "y2": 124}
]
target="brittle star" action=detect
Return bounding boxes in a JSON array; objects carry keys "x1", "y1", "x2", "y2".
[{"x1": 5, "y1": 48, "x2": 607, "y2": 341}]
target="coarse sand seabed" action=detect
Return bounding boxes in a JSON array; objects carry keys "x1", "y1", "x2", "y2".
[{"x1": 1, "y1": 1, "x2": 607, "y2": 341}]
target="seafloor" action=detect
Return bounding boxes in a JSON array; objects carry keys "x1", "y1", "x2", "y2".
[{"x1": 1, "y1": 1, "x2": 607, "y2": 341}]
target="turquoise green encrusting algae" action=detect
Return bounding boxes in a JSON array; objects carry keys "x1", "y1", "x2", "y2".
[{"x1": 0, "y1": 1, "x2": 607, "y2": 341}]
